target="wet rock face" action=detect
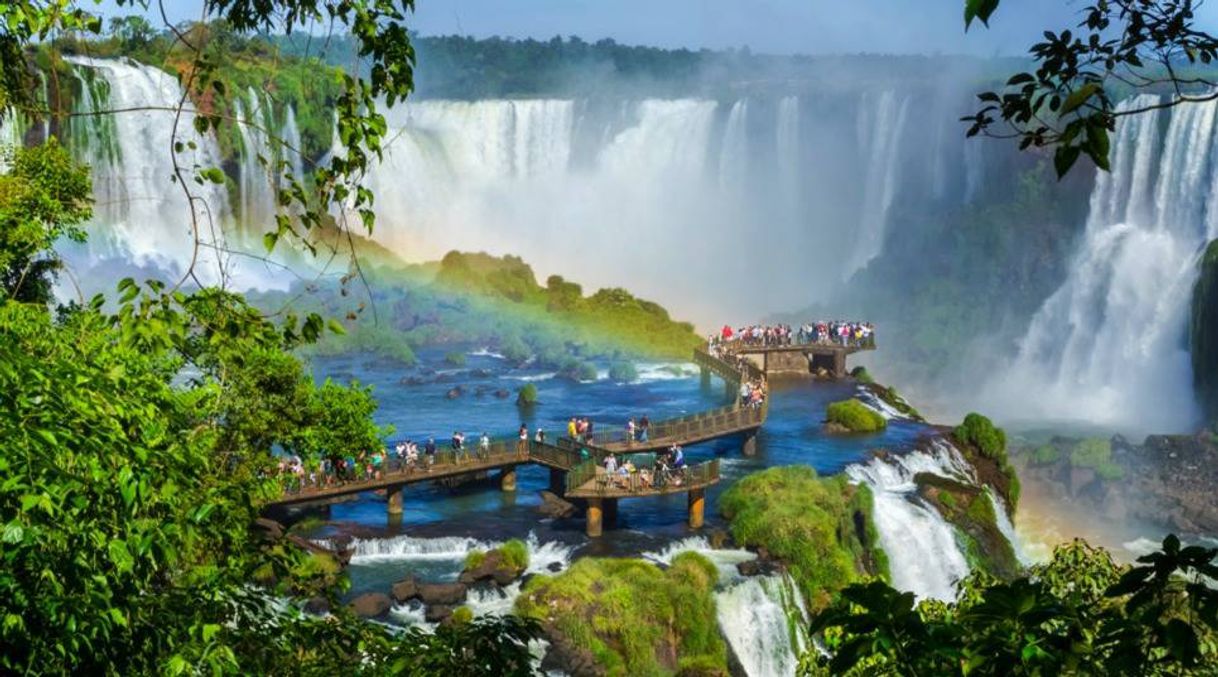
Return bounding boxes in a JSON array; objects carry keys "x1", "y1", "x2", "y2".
[
  {"x1": 1015, "y1": 433, "x2": 1218, "y2": 535},
  {"x1": 538, "y1": 490, "x2": 577, "y2": 519},
  {"x1": 348, "y1": 592, "x2": 392, "y2": 618},
  {"x1": 391, "y1": 577, "x2": 419, "y2": 603},
  {"x1": 458, "y1": 550, "x2": 522, "y2": 587},
  {"x1": 416, "y1": 582, "x2": 468, "y2": 606},
  {"x1": 1191, "y1": 239, "x2": 1218, "y2": 424}
]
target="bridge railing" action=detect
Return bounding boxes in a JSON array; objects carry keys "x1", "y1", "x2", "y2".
[
  {"x1": 568, "y1": 458, "x2": 720, "y2": 496},
  {"x1": 528, "y1": 441, "x2": 583, "y2": 470},
  {"x1": 714, "y1": 332, "x2": 877, "y2": 353}
]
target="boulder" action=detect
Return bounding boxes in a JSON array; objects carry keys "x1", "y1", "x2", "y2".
[
  {"x1": 445, "y1": 386, "x2": 465, "y2": 400},
  {"x1": 304, "y1": 596, "x2": 330, "y2": 615},
  {"x1": 494, "y1": 389, "x2": 511, "y2": 399},
  {"x1": 391, "y1": 577, "x2": 419, "y2": 603},
  {"x1": 348, "y1": 592, "x2": 392, "y2": 618},
  {"x1": 538, "y1": 491, "x2": 578, "y2": 519},
  {"x1": 547, "y1": 561, "x2": 564, "y2": 573},
  {"x1": 417, "y1": 582, "x2": 467, "y2": 606},
  {"x1": 459, "y1": 550, "x2": 522, "y2": 586},
  {"x1": 708, "y1": 529, "x2": 731, "y2": 549},
  {"x1": 823, "y1": 421, "x2": 851, "y2": 435},
  {"x1": 1069, "y1": 466, "x2": 1097, "y2": 496},
  {"x1": 253, "y1": 517, "x2": 284, "y2": 542},
  {"x1": 425, "y1": 605, "x2": 454, "y2": 623}
]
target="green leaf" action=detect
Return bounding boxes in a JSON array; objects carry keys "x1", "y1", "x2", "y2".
[
  {"x1": 108, "y1": 540, "x2": 134, "y2": 574},
  {"x1": 1054, "y1": 145, "x2": 1081, "y2": 178},
  {"x1": 1061, "y1": 83, "x2": 1101, "y2": 115},
  {"x1": 262, "y1": 231, "x2": 278, "y2": 252},
  {"x1": 964, "y1": 0, "x2": 1000, "y2": 29},
  {"x1": 201, "y1": 168, "x2": 226, "y2": 185}
]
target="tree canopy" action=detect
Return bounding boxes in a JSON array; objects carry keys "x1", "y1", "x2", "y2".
[{"x1": 964, "y1": 0, "x2": 1218, "y2": 176}]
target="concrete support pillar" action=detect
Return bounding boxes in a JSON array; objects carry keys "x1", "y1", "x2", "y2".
[
  {"x1": 387, "y1": 486, "x2": 404, "y2": 516},
  {"x1": 603, "y1": 498, "x2": 619, "y2": 527},
  {"x1": 834, "y1": 351, "x2": 846, "y2": 379},
  {"x1": 500, "y1": 466, "x2": 518, "y2": 492},
  {"x1": 586, "y1": 498, "x2": 603, "y2": 538},
  {"x1": 549, "y1": 468, "x2": 566, "y2": 495},
  {"x1": 742, "y1": 430, "x2": 758, "y2": 457},
  {"x1": 688, "y1": 488, "x2": 705, "y2": 529}
]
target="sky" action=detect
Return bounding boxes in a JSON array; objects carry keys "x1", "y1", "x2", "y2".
[{"x1": 89, "y1": 0, "x2": 1218, "y2": 57}]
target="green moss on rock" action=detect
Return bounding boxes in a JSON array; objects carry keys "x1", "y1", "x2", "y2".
[
  {"x1": 515, "y1": 554, "x2": 726, "y2": 676},
  {"x1": 915, "y1": 474, "x2": 1021, "y2": 580},
  {"x1": 719, "y1": 466, "x2": 885, "y2": 609},
  {"x1": 951, "y1": 413, "x2": 1020, "y2": 512},
  {"x1": 825, "y1": 399, "x2": 887, "y2": 433}
]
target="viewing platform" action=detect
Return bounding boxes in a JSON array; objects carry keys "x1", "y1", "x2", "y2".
[{"x1": 712, "y1": 337, "x2": 876, "y2": 378}]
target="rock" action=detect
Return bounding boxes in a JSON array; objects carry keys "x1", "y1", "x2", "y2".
[
  {"x1": 538, "y1": 490, "x2": 578, "y2": 519},
  {"x1": 348, "y1": 592, "x2": 392, "y2": 618},
  {"x1": 823, "y1": 421, "x2": 851, "y2": 435},
  {"x1": 445, "y1": 386, "x2": 465, "y2": 400},
  {"x1": 425, "y1": 605, "x2": 454, "y2": 623},
  {"x1": 253, "y1": 517, "x2": 284, "y2": 542},
  {"x1": 1069, "y1": 467, "x2": 1097, "y2": 496},
  {"x1": 736, "y1": 560, "x2": 763, "y2": 577},
  {"x1": 304, "y1": 596, "x2": 330, "y2": 615},
  {"x1": 459, "y1": 550, "x2": 522, "y2": 587},
  {"x1": 391, "y1": 577, "x2": 419, "y2": 603},
  {"x1": 400, "y1": 375, "x2": 427, "y2": 386},
  {"x1": 417, "y1": 582, "x2": 467, "y2": 606},
  {"x1": 708, "y1": 529, "x2": 730, "y2": 549},
  {"x1": 471, "y1": 368, "x2": 494, "y2": 378},
  {"x1": 494, "y1": 389, "x2": 510, "y2": 399},
  {"x1": 547, "y1": 561, "x2": 564, "y2": 573}
]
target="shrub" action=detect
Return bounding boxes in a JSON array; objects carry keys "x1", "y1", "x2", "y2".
[
  {"x1": 719, "y1": 466, "x2": 883, "y2": 608},
  {"x1": 825, "y1": 399, "x2": 887, "y2": 433},
  {"x1": 500, "y1": 539, "x2": 529, "y2": 571},
  {"x1": 1032, "y1": 444, "x2": 1061, "y2": 465},
  {"x1": 608, "y1": 361, "x2": 638, "y2": 382},
  {"x1": 444, "y1": 351, "x2": 466, "y2": 366},
  {"x1": 1070, "y1": 438, "x2": 1112, "y2": 469},
  {"x1": 516, "y1": 383, "x2": 538, "y2": 405},
  {"x1": 850, "y1": 366, "x2": 875, "y2": 384},
  {"x1": 498, "y1": 335, "x2": 530, "y2": 363},
  {"x1": 576, "y1": 361, "x2": 599, "y2": 382},
  {"x1": 954, "y1": 413, "x2": 1007, "y2": 461},
  {"x1": 464, "y1": 550, "x2": 487, "y2": 571},
  {"x1": 449, "y1": 606, "x2": 474, "y2": 625},
  {"x1": 516, "y1": 555, "x2": 726, "y2": 675}
]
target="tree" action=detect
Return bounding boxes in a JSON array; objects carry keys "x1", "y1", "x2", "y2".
[
  {"x1": 108, "y1": 14, "x2": 156, "y2": 49},
  {"x1": 963, "y1": 0, "x2": 1218, "y2": 176},
  {"x1": 806, "y1": 535, "x2": 1218, "y2": 675},
  {"x1": 0, "y1": 2, "x2": 541, "y2": 673},
  {"x1": 0, "y1": 139, "x2": 92, "y2": 303}
]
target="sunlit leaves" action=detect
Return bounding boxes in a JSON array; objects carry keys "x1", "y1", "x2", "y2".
[{"x1": 964, "y1": 0, "x2": 1218, "y2": 178}]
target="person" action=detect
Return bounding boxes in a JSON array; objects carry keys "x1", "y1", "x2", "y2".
[
  {"x1": 616, "y1": 462, "x2": 631, "y2": 489},
  {"x1": 567, "y1": 416, "x2": 578, "y2": 440},
  {"x1": 639, "y1": 467, "x2": 653, "y2": 489},
  {"x1": 479, "y1": 432, "x2": 490, "y2": 460},
  {"x1": 626, "y1": 418, "x2": 636, "y2": 445},
  {"x1": 452, "y1": 431, "x2": 466, "y2": 463},
  {"x1": 605, "y1": 453, "x2": 618, "y2": 475},
  {"x1": 517, "y1": 423, "x2": 529, "y2": 457},
  {"x1": 639, "y1": 415, "x2": 650, "y2": 442},
  {"x1": 739, "y1": 381, "x2": 750, "y2": 406},
  {"x1": 534, "y1": 427, "x2": 546, "y2": 444},
  {"x1": 406, "y1": 441, "x2": 419, "y2": 472},
  {"x1": 575, "y1": 417, "x2": 587, "y2": 441},
  {"x1": 671, "y1": 444, "x2": 685, "y2": 469},
  {"x1": 424, "y1": 438, "x2": 436, "y2": 470}
]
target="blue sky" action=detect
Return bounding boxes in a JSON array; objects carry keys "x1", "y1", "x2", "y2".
[{"x1": 92, "y1": 0, "x2": 1218, "y2": 56}]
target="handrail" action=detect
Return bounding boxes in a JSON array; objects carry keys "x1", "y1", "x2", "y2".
[{"x1": 567, "y1": 458, "x2": 720, "y2": 497}]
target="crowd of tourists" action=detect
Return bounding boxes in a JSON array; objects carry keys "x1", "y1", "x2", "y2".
[
  {"x1": 565, "y1": 414, "x2": 654, "y2": 446},
  {"x1": 600, "y1": 442, "x2": 691, "y2": 491},
  {"x1": 739, "y1": 378, "x2": 768, "y2": 409},
  {"x1": 708, "y1": 320, "x2": 875, "y2": 351}
]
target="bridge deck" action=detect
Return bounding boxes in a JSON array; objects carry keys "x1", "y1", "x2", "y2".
[
  {"x1": 565, "y1": 459, "x2": 720, "y2": 499},
  {"x1": 270, "y1": 442, "x2": 576, "y2": 507},
  {"x1": 269, "y1": 349, "x2": 767, "y2": 509}
]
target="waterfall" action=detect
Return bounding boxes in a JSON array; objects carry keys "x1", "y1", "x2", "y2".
[
  {"x1": 987, "y1": 95, "x2": 1218, "y2": 431},
  {"x1": 62, "y1": 57, "x2": 242, "y2": 287},
  {"x1": 335, "y1": 533, "x2": 494, "y2": 562},
  {"x1": 848, "y1": 90, "x2": 910, "y2": 277},
  {"x1": 845, "y1": 441, "x2": 974, "y2": 601},
  {"x1": 642, "y1": 535, "x2": 758, "y2": 583},
  {"x1": 718, "y1": 99, "x2": 749, "y2": 189},
  {"x1": 235, "y1": 87, "x2": 277, "y2": 228},
  {"x1": 716, "y1": 574, "x2": 810, "y2": 677},
  {"x1": 281, "y1": 104, "x2": 306, "y2": 183}
]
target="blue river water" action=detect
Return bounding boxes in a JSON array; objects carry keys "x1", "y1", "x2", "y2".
[{"x1": 303, "y1": 346, "x2": 932, "y2": 599}]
